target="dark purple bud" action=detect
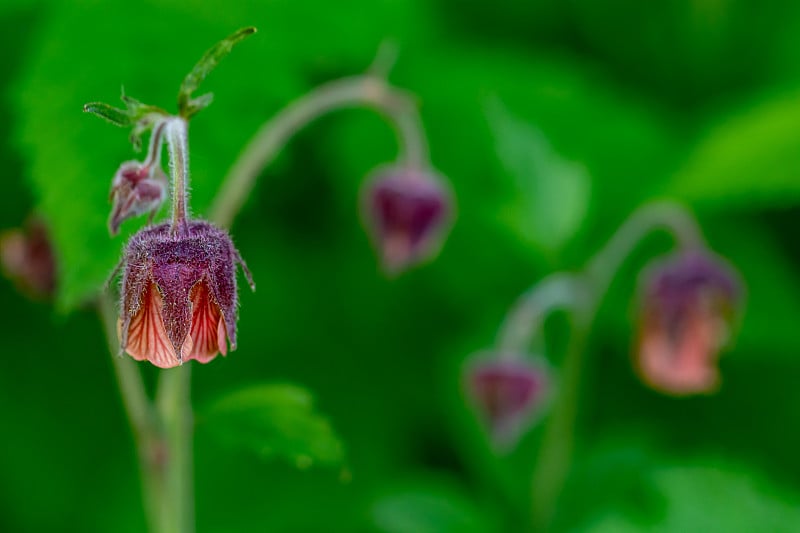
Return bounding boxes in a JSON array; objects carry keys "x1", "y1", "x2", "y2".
[
  {"x1": 362, "y1": 166, "x2": 452, "y2": 274},
  {"x1": 108, "y1": 160, "x2": 167, "y2": 235},
  {"x1": 115, "y1": 220, "x2": 254, "y2": 368},
  {"x1": 465, "y1": 354, "x2": 552, "y2": 451},
  {"x1": 635, "y1": 249, "x2": 742, "y2": 396},
  {"x1": 0, "y1": 217, "x2": 56, "y2": 300}
]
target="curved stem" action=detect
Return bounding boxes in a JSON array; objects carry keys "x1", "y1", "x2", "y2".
[
  {"x1": 585, "y1": 200, "x2": 704, "y2": 296},
  {"x1": 209, "y1": 75, "x2": 427, "y2": 228},
  {"x1": 496, "y1": 273, "x2": 588, "y2": 355},
  {"x1": 144, "y1": 120, "x2": 168, "y2": 170},
  {"x1": 391, "y1": 104, "x2": 427, "y2": 169},
  {"x1": 165, "y1": 117, "x2": 190, "y2": 235},
  {"x1": 524, "y1": 201, "x2": 705, "y2": 530}
]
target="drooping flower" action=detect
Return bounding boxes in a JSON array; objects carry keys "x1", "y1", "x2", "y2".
[
  {"x1": 465, "y1": 354, "x2": 553, "y2": 451},
  {"x1": 108, "y1": 160, "x2": 167, "y2": 235},
  {"x1": 116, "y1": 220, "x2": 254, "y2": 368},
  {"x1": 0, "y1": 217, "x2": 56, "y2": 300},
  {"x1": 635, "y1": 249, "x2": 741, "y2": 396},
  {"x1": 361, "y1": 166, "x2": 452, "y2": 274}
]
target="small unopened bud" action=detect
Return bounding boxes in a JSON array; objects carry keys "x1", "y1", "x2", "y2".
[
  {"x1": 0, "y1": 217, "x2": 56, "y2": 300},
  {"x1": 465, "y1": 354, "x2": 553, "y2": 451},
  {"x1": 116, "y1": 220, "x2": 254, "y2": 368},
  {"x1": 635, "y1": 249, "x2": 742, "y2": 396},
  {"x1": 109, "y1": 160, "x2": 167, "y2": 235},
  {"x1": 361, "y1": 166, "x2": 452, "y2": 274}
]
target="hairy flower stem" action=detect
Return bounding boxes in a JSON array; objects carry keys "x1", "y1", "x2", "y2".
[
  {"x1": 210, "y1": 74, "x2": 427, "y2": 228},
  {"x1": 519, "y1": 201, "x2": 704, "y2": 531},
  {"x1": 166, "y1": 117, "x2": 191, "y2": 236}
]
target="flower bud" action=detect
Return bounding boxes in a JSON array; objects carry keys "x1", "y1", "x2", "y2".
[
  {"x1": 108, "y1": 160, "x2": 167, "y2": 235},
  {"x1": 0, "y1": 217, "x2": 56, "y2": 300},
  {"x1": 116, "y1": 220, "x2": 254, "y2": 368},
  {"x1": 635, "y1": 249, "x2": 741, "y2": 396},
  {"x1": 465, "y1": 354, "x2": 552, "y2": 451},
  {"x1": 361, "y1": 166, "x2": 452, "y2": 274}
]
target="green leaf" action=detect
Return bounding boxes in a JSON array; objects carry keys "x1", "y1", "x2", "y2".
[
  {"x1": 200, "y1": 383, "x2": 345, "y2": 469},
  {"x1": 663, "y1": 89, "x2": 800, "y2": 210},
  {"x1": 370, "y1": 479, "x2": 500, "y2": 533},
  {"x1": 177, "y1": 26, "x2": 256, "y2": 117},
  {"x1": 584, "y1": 463, "x2": 800, "y2": 533},
  {"x1": 485, "y1": 97, "x2": 591, "y2": 255}
]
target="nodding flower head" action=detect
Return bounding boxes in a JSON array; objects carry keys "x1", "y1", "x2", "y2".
[
  {"x1": 115, "y1": 220, "x2": 254, "y2": 368},
  {"x1": 636, "y1": 249, "x2": 741, "y2": 396},
  {"x1": 465, "y1": 354, "x2": 552, "y2": 451},
  {"x1": 0, "y1": 217, "x2": 56, "y2": 300},
  {"x1": 362, "y1": 166, "x2": 452, "y2": 275},
  {"x1": 109, "y1": 160, "x2": 167, "y2": 236}
]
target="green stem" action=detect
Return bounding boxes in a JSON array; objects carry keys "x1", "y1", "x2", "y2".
[
  {"x1": 209, "y1": 74, "x2": 426, "y2": 228},
  {"x1": 496, "y1": 273, "x2": 587, "y2": 355},
  {"x1": 98, "y1": 293, "x2": 167, "y2": 532},
  {"x1": 156, "y1": 366, "x2": 194, "y2": 533},
  {"x1": 525, "y1": 201, "x2": 705, "y2": 530},
  {"x1": 529, "y1": 320, "x2": 589, "y2": 531}
]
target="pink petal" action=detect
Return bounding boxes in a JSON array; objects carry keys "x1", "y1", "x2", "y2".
[
  {"x1": 217, "y1": 316, "x2": 228, "y2": 356},
  {"x1": 637, "y1": 310, "x2": 720, "y2": 395},
  {"x1": 125, "y1": 283, "x2": 181, "y2": 368},
  {"x1": 185, "y1": 281, "x2": 223, "y2": 363}
]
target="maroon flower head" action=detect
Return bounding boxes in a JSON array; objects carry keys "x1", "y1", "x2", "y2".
[
  {"x1": 362, "y1": 166, "x2": 452, "y2": 274},
  {"x1": 109, "y1": 160, "x2": 167, "y2": 236},
  {"x1": 635, "y1": 249, "x2": 741, "y2": 396},
  {"x1": 116, "y1": 220, "x2": 254, "y2": 368},
  {"x1": 0, "y1": 217, "x2": 56, "y2": 300},
  {"x1": 466, "y1": 355, "x2": 552, "y2": 450}
]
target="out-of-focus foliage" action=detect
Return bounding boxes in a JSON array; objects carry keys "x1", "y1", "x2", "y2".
[
  {"x1": 200, "y1": 383, "x2": 345, "y2": 468},
  {"x1": 3, "y1": 0, "x2": 800, "y2": 532}
]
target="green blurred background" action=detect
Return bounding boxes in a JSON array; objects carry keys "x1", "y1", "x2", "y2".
[{"x1": 3, "y1": 0, "x2": 800, "y2": 531}]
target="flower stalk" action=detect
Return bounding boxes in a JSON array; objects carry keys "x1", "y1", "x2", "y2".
[
  {"x1": 210, "y1": 74, "x2": 428, "y2": 228},
  {"x1": 98, "y1": 36, "x2": 438, "y2": 532},
  {"x1": 491, "y1": 201, "x2": 707, "y2": 530}
]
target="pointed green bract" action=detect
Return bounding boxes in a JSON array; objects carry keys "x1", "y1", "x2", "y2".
[
  {"x1": 82, "y1": 102, "x2": 131, "y2": 127},
  {"x1": 84, "y1": 92, "x2": 167, "y2": 151},
  {"x1": 178, "y1": 26, "x2": 257, "y2": 118}
]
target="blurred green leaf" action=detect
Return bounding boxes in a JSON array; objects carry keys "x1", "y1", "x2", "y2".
[
  {"x1": 370, "y1": 479, "x2": 499, "y2": 533},
  {"x1": 664, "y1": 90, "x2": 800, "y2": 210},
  {"x1": 705, "y1": 218, "x2": 800, "y2": 357},
  {"x1": 485, "y1": 97, "x2": 591, "y2": 255},
  {"x1": 200, "y1": 383, "x2": 344, "y2": 469},
  {"x1": 584, "y1": 463, "x2": 800, "y2": 533}
]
